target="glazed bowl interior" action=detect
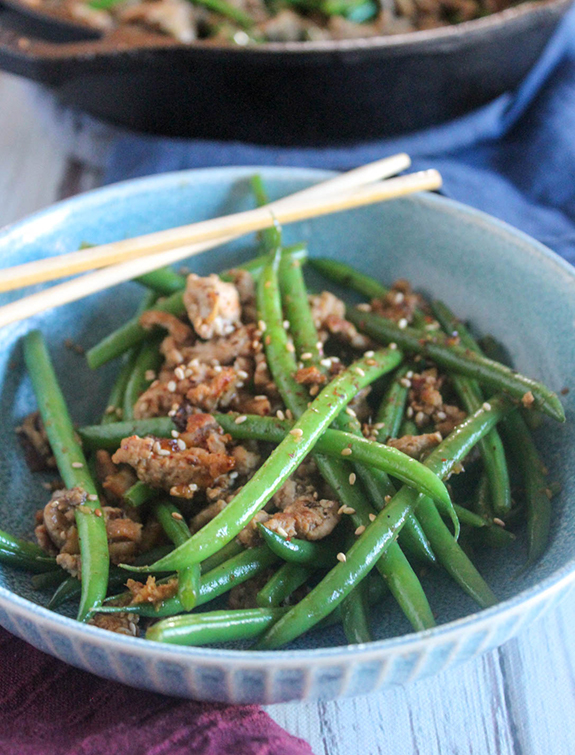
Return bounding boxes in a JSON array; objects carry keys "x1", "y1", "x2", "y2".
[{"x1": 0, "y1": 166, "x2": 574, "y2": 700}]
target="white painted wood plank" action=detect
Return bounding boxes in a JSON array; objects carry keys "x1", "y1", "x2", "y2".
[{"x1": 0, "y1": 74, "x2": 69, "y2": 228}]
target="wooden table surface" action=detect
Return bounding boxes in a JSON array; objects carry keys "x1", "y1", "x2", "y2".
[{"x1": 1, "y1": 71, "x2": 574, "y2": 755}]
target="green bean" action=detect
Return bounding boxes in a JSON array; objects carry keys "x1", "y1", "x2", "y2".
[
  {"x1": 251, "y1": 174, "x2": 279, "y2": 253},
  {"x1": 258, "y1": 524, "x2": 338, "y2": 568},
  {"x1": 155, "y1": 502, "x2": 200, "y2": 612},
  {"x1": 124, "y1": 480, "x2": 157, "y2": 508},
  {"x1": 146, "y1": 607, "x2": 287, "y2": 646},
  {"x1": 256, "y1": 562, "x2": 312, "y2": 608},
  {"x1": 215, "y1": 414, "x2": 452, "y2": 515},
  {"x1": 472, "y1": 473, "x2": 493, "y2": 520},
  {"x1": 101, "y1": 290, "x2": 158, "y2": 424},
  {"x1": 431, "y1": 300, "x2": 512, "y2": 517},
  {"x1": 257, "y1": 397, "x2": 512, "y2": 648},
  {"x1": 86, "y1": 246, "x2": 307, "y2": 369},
  {"x1": 452, "y1": 504, "x2": 488, "y2": 529},
  {"x1": 199, "y1": 539, "x2": 244, "y2": 573},
  {"x1": 24, "y1": 331, "x2": 109, "y2": 622},
  {"x1": 309, "y1": 257, "x2": 390, "y2": 299},
  {"x1": 0, "y1": 530, "x2": 56, "y2": 573},
  {"x1": 136, "y1": 268, "x2": 187, "y2": 295},
  {"x1": 122, "y1": 335, "x2": 163, "y2": 421},
  {"x1": 126, "y1": 350, "x2": 407, "y2": 573},
  {"x1": 501, "y1": 411, "x2": 551, "y2": 566},
  {"x1": 347, "y1": 307, "x2": 565, "y2": 422},
  {"x1": 98, "y1": 545, "x2": 279, "y2": 617},
  {"x1": 79, "y1": 417, "x2": 175, "y2": 450},
  {"x1": 269, "y1": 244, "x2": 434, "y2": 631},
  {"x1": 341, "y1": 579, "x2": 372, "y2": 644},
  {"x1": 375, "y1": 364, "x2": 411, "y2": 441}
]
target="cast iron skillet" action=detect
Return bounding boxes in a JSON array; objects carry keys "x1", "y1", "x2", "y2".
[{"x1": 0, "y1": 0, "x2": 570, "y2": 145}]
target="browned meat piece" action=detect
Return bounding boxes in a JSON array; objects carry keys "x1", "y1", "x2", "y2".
[
  {"x1": 237, "y1": 510, "x2": 270, "y2": 547},
  {"x1": 179, "y1": 412, "x2": 231, "y2": 454},
  {"x1": 127, "y1": 576, "x2": 178, "y2": 607},
  {"x1": 408, "y1": 368, "x2": 467, "y2": 435},
  {"x1": 253, "y1": 350, "x2": 280, "y2": 399},
  {"x1": 118, "y1": 0, "x2": 198, "y2": 42},
  {"x1": 134, "y1": 362, "x2": 242, "y2": 418},
  {"x1": 228, "y1": 570, "x2": 274, "y2": 609},
  {"x1": 231, "y1": 444, "x2": 261, "y2": 477},
  {"x1": 56, "y1": 552, "x2": 81, "y2": 578},
  {"x1": 310, "y1": 291, "x2": 346, "y2": 331},
  {"x1": 37, "y1": 487, "x2": 86, "y2": 554},
  {"x1": 387, "y1": 432, "x2": 442, "y2": 460},
  {"x1": 95, "y1": 450, "x2": 138, "y2": 504},
  {"x1": 324, "y1": 314, "x2": 374, "y2": 351},
  {"x1": 183, "y1": 273, "x2": 242, "y2": 339},
  {"x1": 231, "y1": 392, "x2": 272, "y2": 416},
  {"x1": 295, "y1": 365, "x2": 327, "y2": 386},
  {"x1": 177, "y1": 324, "x2": 260, "y2": 366},
  {"x1": 139, "y1": 310, "x2": 195, "y2": 369},
  {"x1": 90, "y1": 611, "x2": 139, "y2": 636},
  {"x1": 265, "y1": 495, "x2": 340, "y2": 540},
  {"x1": 15, "y1": 411, "x2": 56, "y2": 472},
  {"x1": 370, "y1": 279, "x2": 426, "y2": 324},
  {"x1": 348, "y1": 386, "x2": 372, "y2": 422},
  {"x1": 311, "y1": 291, "x2": 374, "y2": 350},
  {"x1": 112, "y1": 435, "x2": 235, "y2": 498},
  {"x1": 139, "y1": 518, "x2": 166, "y2": 553}
]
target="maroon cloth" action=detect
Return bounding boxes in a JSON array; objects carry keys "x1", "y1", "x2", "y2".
[{"x1": 0, "y1": 627, "x2": 313, "y2": 755}]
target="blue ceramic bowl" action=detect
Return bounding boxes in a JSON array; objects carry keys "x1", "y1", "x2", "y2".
[{"x1": 0, "y1": 166, "x2": 574, "y2": 704}]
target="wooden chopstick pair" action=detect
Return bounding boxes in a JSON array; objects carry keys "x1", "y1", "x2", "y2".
[{"x1": 0, "y1": 155, "x2": 442, "y2": 329}]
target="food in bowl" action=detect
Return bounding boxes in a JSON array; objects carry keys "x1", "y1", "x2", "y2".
[
  {"x1": 1, "y1": 181, "x2": 563, "y2": 650},
  {"x1": 21, "y1": 0, "x2": 544, "y2": 43}
]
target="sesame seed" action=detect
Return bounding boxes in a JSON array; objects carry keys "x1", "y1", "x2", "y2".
[
  {"x1": 369, "y1": 513, "x2": 377, "y2": 522},
  {"x1": 283, "y1": 320, "x2": 290, "y2": 329},
  {"x1": 373, "y1": 422, "x2": 385, "y2": 430},
  {"x1": 482, "y1": 402, "x2": 492, "y2": 411},
  {"x1": 310, "y1": 407, "x2": 319, "y2": 413},
  {"x1": 258, "y1": 320, "x2": 267, "y2": 332},
  {"x1": 341, "y1": 448, "x2": 353, "y2": 456},
  {"x1": 493, "y1": 517, "x2": 505, "y2": 528},
  {"x1": 436, "y1": 410, "x2": 446, "y2": 420},
  {"x1": 87, "y1": 494, "x2": 98, "y2": 501},
  {"x1": 235, "y1": 415, "x2": 247, "y2": 424},
  {"x1": 349, "y1": 473, "x2": 356, "y2": 485},
  {"x1": 320, "y1": 358, "x2": 332, "y2": 368},
  {"x1": 301, "y1": 352, "x2": 313, "y2": 360},
  {"x1": 400, "y1": 378, "x2": 411, "y2": 388},
  {"x1": 366, "y1": 359, "x2": 376, "y2": 366},
  {"x1": 355, "y1": 367, "x2": 366, "y2": 377},
  {"x1": 94, "y1": 509, "x2": 102, "y2": 517},
  {"x1": 384, "y1": 495, "x2": 392, "y2": 503},
  {"x1": 167, "y1": 381, "x2": 177, "y2": 393},
  {"x1": 389, "y1": 342, "x2": 398, "y2": 350},
  {"x1": 395, "y1": 292, "x2": 405, "y2": 304},
  {"x1": 316, "y1": 341, "x2": 323, "y2": 351},
  {"x1": 342, "y1": 506, "x2": 356, "y2": 515},
  {"x1": 345, "y1": 407, "x2": 357, "y2": 417},
  {"x1": 214, "y1": 364, "x2": 223, "y2": 373},
  {"x1": 236, "y1": 382, "x2": 244, "y2": 388},
  {"x1": 406, "y1": 370, "x2": 413, "y2": 379},
  {"x1": 174, "y1": 366, "x2": 185, "y2": 380},
  {"x1": 276, "y1": 410, "x2": 285, "y2": 420},
  {"x1": 158, "y1": 448, "x2": 171, "y2": 457},
  {"x1": 177, "y1": 439, "x2": 187, "y2": 451},
  {"x1": 229, "y1": 472, "x2": 239, "y2": 480},
  {"x1": 398, "y1": 318, "x2": 408, "y2": 329},
  {"x1": 171, "y1": 511, "x2": 184, "y2": 521},
  {"x1": 129, "y1": 622, "x2": 137, "y2": 636},
  {"x1": 355, "y1": 525, "x2": 366, "y2": 536},
  {"x1": 237, "y1": 370, "x2": 249, "y2": 380},
  {"x1": 415, "y1": 411, "x2": 427, "y2": 425},
  {"x1": 104, "y1": 405, "x2": 116, "y2": 415},
  {"x1": 364, "y1": 350, "x2": 375, "y2": 358},
  {"x1": 153, "y1": 441, "x2": 162, "y2": 454},
  {"x1": 406, "y1": 406, "x2": 414, "y2": 418},
  {"x1": 171, "y1": 430, "x2": 180, "y2": 438},
  {"x1": 309, "y1": 385, "x2": 320, "y2": 396},
  {"x1": 277, "y1": 527, "x2": 289, "y2": 538},
  {"x1": 289, "y1": 428, "x2": 304, "y2": 439},
  {"x1": 71, "y1": 462, "x2": 83, "y2": 469},
  {"x1": 336, "y1": 552, "x2": 347, "y2": 563},
  {"x1": 285, "y1": 409, "x2": 293, "y2": 420},
  {"x1": 357, "y1": 303, "x2": 372, "y2": 312},
  {"x1": 168, "y1": 409, "x2": 177, "y2": 417},
  {"x1": 286, "y1": 342, "x2": 295, "y2": 353}
]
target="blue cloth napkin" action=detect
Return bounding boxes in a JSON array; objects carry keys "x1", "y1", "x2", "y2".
[{"x1": 106, "y1": 4, "x2": 575, "y2": 263}]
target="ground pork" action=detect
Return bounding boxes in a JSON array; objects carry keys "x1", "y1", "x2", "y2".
[
  {"x1": 309, "y1": 291, "x2": 375, "y2": 351},
  {"x1": 112, "y1": 434, "x2": 235, "y2": 499},
  {"x1": 265, "y1": 495, "x2": 340, "y2": 541},
  {"x1": 16, "y1": 411, "x2": 56, "y2": 472},
  {"x1": 408, "y1": 368, "x2": 467, "y2": 435},
  {"x1": 183, "y1": 273, "x2": 242, "y2": 339},
  {"x1": 370, "y1": 279, "x2": 427, "y2": 324},
  {"x1": 90, "y1": 611, "x2": 139, "y2": 636},
  {"x1": 387, "y1": 431, "x2": 443, "y2": 460},
  {"x1": 126, "y1": 576, "x2": 178, "y2": 608}
]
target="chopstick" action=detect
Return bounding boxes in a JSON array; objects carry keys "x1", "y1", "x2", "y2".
[
  {"x1": 0, "y1": 154, "x2": 412, "y2": 294},
  {"x1": 0, "y1": 165, "x2": 442, "y2": 329}
]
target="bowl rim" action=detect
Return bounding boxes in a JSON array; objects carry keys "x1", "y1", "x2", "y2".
[{"x1": 1, "y1": 163, "x2": 574, "y2": 666}]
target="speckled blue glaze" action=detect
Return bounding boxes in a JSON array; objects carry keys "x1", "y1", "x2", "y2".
[{"x1": 0, "y1": 166, "x2": 574, "y2": 704}]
